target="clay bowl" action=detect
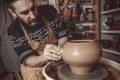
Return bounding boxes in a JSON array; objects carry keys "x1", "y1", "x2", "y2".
[{"x1": 62, "y1": 40, "x2": 101, "y2": 74}]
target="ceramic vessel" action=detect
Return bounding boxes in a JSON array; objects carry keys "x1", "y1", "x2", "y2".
[
  {"x1": 62, "y1": 40, "x2": 101, "y2": 75},
  {"x1": 62, "y1": 6, "x2": 71, "y2": 22},
  {"x1": 64, "y1": 0, "x2": 70, "y2": 3},
  {"x1": 112, "y1": 37, "x2": 120, "y2": 51},
  {"x1": 104, "y1": 0, "x2": 110, "y2": 11},
  {"x1": 71, "y1": 6, "x2": 79, "y2": 20},
  {"x1": 85, "y1": 0, "x2": 90, "y2": 3},
  {"x1": 70, "y1": 0, "x2": 74, "y2": 3}
]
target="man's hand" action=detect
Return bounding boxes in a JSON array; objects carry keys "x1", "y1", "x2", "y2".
[
  {"x1": 43, "y1": 44, "x2": 62, "y2": 61},
  {"x1": 25, "y1": 36, "x2": 67, "y2": 67}
]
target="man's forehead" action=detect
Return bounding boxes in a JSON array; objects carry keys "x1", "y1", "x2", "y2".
[{"x1": 12, "y1": 0, "x2": 34, "y2": 11}]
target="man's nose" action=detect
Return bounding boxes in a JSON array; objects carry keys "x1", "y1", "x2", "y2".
[{"x1": 29, "y1": 11, "x2": 36, "y2": 19}]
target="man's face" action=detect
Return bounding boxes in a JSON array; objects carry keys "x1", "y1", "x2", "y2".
[{"x1": 11, "y1": 0, "x2": 39, "y2": 27}]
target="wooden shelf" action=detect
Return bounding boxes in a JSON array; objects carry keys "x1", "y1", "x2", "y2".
[
  {"x1": 69, "y1": 20, "x2": 96, "y2": 24},
  {"x1": 101, "y1": 8, "x2": 120, "y2": 15},
  {"x1": 101, "y1": 30, "x2": 120, "y2": 34},
  {"x1": 81, "y1": 3, "x2": 96, "y2": 5},
  {"x1": 102, "y1": 48, "x2": 120, "y2": 56},
  {"x1": 62, "y1": 2, "x2": 96, "y2": 6},
  {"x1": 58, "y1": 0, "x2": 99, "y2": 40},
  {"x1": 71, "y1": 30, "x2": 94, "y2": 33},
  {"x1": 62, "y1": 3, "x2": 76, "y2": 6}
]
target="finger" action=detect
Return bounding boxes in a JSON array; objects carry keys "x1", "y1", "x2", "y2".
[
  {"x1": 52, "y1": 45, "x2": 61, "y2": 51},
  {"x1": 47, "y1": 55, "x2": 61, "y2": 61},
  {"x1": 46, "y1": 44, "x2": 60, "y2": 51},
  {"x1": 49, "y1": 53, "x2": 61, "y2": 59},
  {"x1": 50, "y1": 52, "x2": 61, "y2": 58},
  {"x1": 49, "y1": 48, "x2": 60, "y2": 55}
]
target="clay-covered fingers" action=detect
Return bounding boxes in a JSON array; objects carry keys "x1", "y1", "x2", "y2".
[
  {"x1": 48, "y1": 47, "x2": 61, "y2": 56},
  {"x1": 43, "y1": 51, "x2": 61, "y2": 61},
  {"x1": 45, "y1": 44, "x2": 61, "y2": 55},
  {"x1": 47, "y1": 53, "x2": 61, "y2": 61},
  {"x1": 43, "y1": 44, "x2": 62, "y2": 61}
]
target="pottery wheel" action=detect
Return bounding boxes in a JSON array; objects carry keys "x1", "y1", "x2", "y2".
[{"x1": 57, "y1": 64, "x2": 109, "y2": 80}]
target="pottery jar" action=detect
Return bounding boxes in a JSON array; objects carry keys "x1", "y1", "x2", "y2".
[
  {"x1": 85, "y1": 0, "x2": 90, "y2": 3},
  {"x1": 62, "y1": 40, "x2": 101, "y2": 74},
  {"x1": 112, "y1": 37, "x2": 120, "y2": 51},
  {"x1": 81, "y1": 0, "x2": 85, "y2": 3},
  {"x1": 91, "y1": 0, "x2": 95, "y2": 3},
  {"x1": 71, "y1": 6, "x2": 79, "y2": 20},
  {"x1": 87, "y1": 9, "x2": 94, "y2": 21},
  {"x1": 62, "y1": 6, "x2": 71, "y2": 22},
  {"x1": 104, "y1": 0, "x2": 110, "y2": 11},
  {"x1": 64, "y1": 0, "x2": 70, "y2": 3},
  {"x1": 112, "y1": 37, "x2": 118, "y2": 50},
  {"x1": 115, "y1": 0, "x2": 120, "y2": 8},
  {"x1": 70, "y1": 0, "x2": 74, "y2": 3},
  {"x1": 80, "y1": 7, "x2": 86, "y2": 22},
  {"x1": 77, "y1": 0, "x2": 81, "y2": 3},
  {"x1": 74, "y1": 0, "x2": 78, "y2": 3}
]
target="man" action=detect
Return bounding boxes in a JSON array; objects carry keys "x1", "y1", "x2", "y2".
[{"x1": 7, "y1": 0, "x2": 68, "y2": 79}]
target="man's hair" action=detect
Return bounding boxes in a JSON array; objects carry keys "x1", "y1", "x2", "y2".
[
  {"x1": 7, "y1": 0, "x2": 35, "y2": 9},
  {"x1": 7, "y1": 0, "x2": 18, "y2": 9}
]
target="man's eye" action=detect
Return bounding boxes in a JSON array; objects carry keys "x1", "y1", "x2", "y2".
[
  {"x1": 21, "y1": 11, "x2": 29, "y2": 15},
  {"x1": 31, "y1": 6, "x2": 36, "y2": 11}
]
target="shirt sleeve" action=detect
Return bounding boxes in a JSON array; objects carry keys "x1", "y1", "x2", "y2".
[{"x1": 8, "y1": 35, "x2": 37, "y2": 64}]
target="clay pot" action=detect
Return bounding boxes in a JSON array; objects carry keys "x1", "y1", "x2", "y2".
[
  {"x1": 70, "y1": 0, "x2": 74, "y2": 3},
  {"x1": 112, "y1": 37, "x2": 118, "y2": 50},
  {"x1": 77, "y1": 0, "x2": 81, "y2": 3},
  {"x1": 81, "y1": 0, "x2": 85, "y2": 3},
  {"x1": 87, "y1": 9, "x2": 94, "y2": 21},
  {"x1": 112, "y1": 37, "x2": 120, "y2": 51},
  {"x1": 80, "y1": 7, "x2": 86, "y2": 22},
  {"x1": 116, "y1": 0, "x2": 120, "y2": 8},
  {"x1": 105, "y1": 16, "x2": 115, "y2": 30},
  {"x1": 85, "y1": 0, "x2": 90, "y2": 3},
  {"x1": 74, "y1": 0, "x2": 78, "y2": 3},
  {"x1": 71, "y1": 6, "x2": 79, "y2": 20},
  {"x1": 91, "y1": 0, "x2": 95, "y2": 3},
  {"x1": 64, "y1": 0, "x2": 70, "y2": 3},
  {"x1": 62, "y1": 6, "x2": 71, "y2": 22},
  {"x1": 114, "y1": 17, "x2": 120, "y2": 30},
  {"x1": 104, "y1": 0, "x2": 110, "y2": 11},
  {"x1": 62, "y1": 40, "x2": 101, "y2": 74}
]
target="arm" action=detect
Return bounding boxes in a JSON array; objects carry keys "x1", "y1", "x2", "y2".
[
  {"x1": 25, "y1": 43, "x2": 62, "y2": 67},
  {"x1": 25, "y1": 54, "x2": 47, "y2": 67},
  {"x1": 25, "y1": 36, "x2": 68, "y2": 67}
]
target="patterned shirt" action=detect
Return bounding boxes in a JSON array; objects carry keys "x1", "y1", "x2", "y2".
[{"x1": 7, "y1": 5, "x2": 67, "y2": 63}]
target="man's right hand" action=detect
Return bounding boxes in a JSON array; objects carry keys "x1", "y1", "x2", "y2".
[
  {"x1": 42, "y1": 44, "x2": 62, "y2": 62},
  {"x1": 25, "y1": 44, "x2": 62, "y2": 67}
]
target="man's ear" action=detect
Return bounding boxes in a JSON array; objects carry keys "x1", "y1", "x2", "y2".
[{"x1": 8, "y1": 8, "x2": 17, "y2": 18}]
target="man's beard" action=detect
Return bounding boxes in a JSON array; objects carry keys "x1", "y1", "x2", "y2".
[{"x1": 18, "y1": 17, "x2": 40, "y2": 27}]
